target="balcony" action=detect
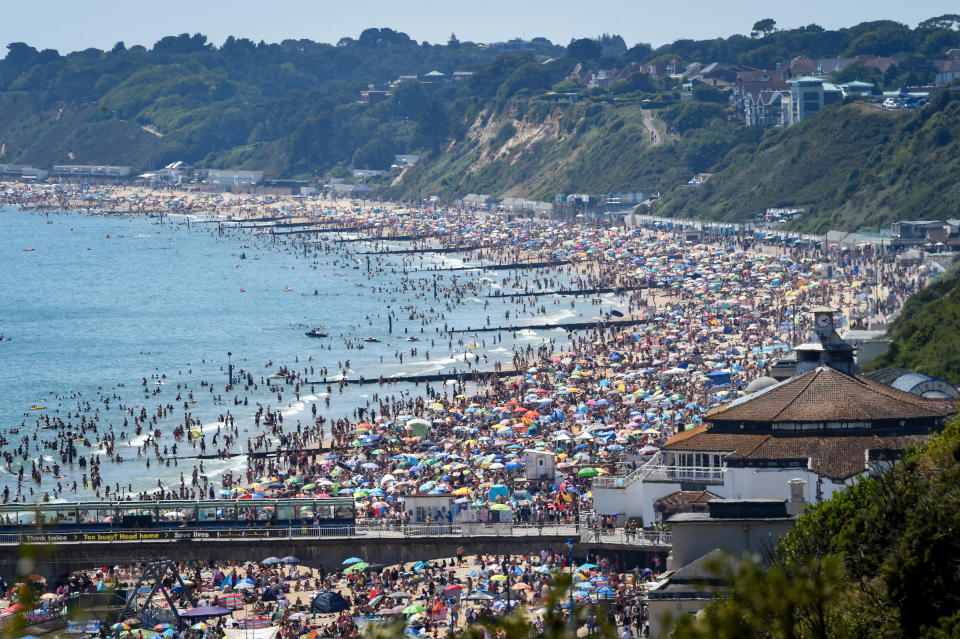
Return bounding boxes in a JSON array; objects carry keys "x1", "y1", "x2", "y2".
[
  {"x1": 592, "y1": 454, "x2": 727, "y2": 490},
  {"x1": 645, "y1": 464, "x2": 725, "y2": 484}
]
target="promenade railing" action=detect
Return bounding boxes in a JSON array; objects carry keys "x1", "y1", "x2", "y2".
[{"x1": 0, "y1": 522, "x2": 670, "y2": 547}]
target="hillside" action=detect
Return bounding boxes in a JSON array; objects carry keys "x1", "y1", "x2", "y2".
[
  {"x1": 652, "y1": 93, "x2": 960, "y2": 233},
  {"x1": 2, "y1": 19, "x2": 960, "y2": 232},
  {"x1": 863, "y1": 259, "x2": 960, "y2": 384},
  {"x1": 389, "y1": 101, "x2": 693, "y2": 201}
]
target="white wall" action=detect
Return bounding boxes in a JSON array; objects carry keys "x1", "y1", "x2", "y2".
[
  {"x1": 592, "y1": 480, "x2": 682, "y2": 526},
  {"x1": 592, "y1": 467, "x2": 855, "y2": 525},
  {"x1": 725, "y1": 467, "x2": 852, "y2": 504}
]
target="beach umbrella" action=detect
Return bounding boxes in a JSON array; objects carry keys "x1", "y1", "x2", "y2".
[
  {"x1": 403, "y1": 604, "x2": 426, "y2": 614},
  {"x1": 344, "y1": 562, "x2": 369, "y2": 574},
  {"x1": 281, "y1": 556, "x2": 300, "y2": 564},
  {"x1": 462, "y1": 591, "x2": 495, "y2": 601},
  {"x1": 191, "y1": 623, "x2": 208, "y2": 631},
  {"x1": 343, "y1": 557, "x2": 365, "y2": 565},
  {"x1": 261, "y1": 556, "x2": 281, "y2": 565}
]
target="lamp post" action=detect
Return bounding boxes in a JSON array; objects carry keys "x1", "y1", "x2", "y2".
[
  {"x1": 504, "y1": 557, "x2": 511, "y2": 609},
  {"x1": 566, "y1": 538, "x2": 575, "y2": 621},
  {"x1": 387, "y1": 305, "x2": 393, "y2": 334},
  {"x1": 227, "y1": 352, "x2": 233, "y2": 389}
]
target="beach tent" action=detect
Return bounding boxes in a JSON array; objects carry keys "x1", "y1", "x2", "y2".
[
  {"x1": 311, "y1": 591, "x2": 349, "y2": 614},
  {"x1": 705, "y1": 370, "x2": 731, "y2": 387},
  {"x1": 261, "y1": 585, "x2": 281, "y2": 602}
]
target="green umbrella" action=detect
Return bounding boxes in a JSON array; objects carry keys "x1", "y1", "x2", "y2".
[
  {"x1": 344, "y1": 561, "x2": 369, "y2": 574},
  {"x1": 578, "y1": 467, "x2": 600, "y2": 478},
  {"x1": 407, "y1": 418, "x2": 430, "y2": 437},
  {"x1": 302, "y1": 483, "x2": 316, "y2": 491},
  {"x1": 403, "y1": 604, "x2": 426, "y2": 614},
  {"x1": 489, "y1": 503, "x2": 511, "y2": 511}
]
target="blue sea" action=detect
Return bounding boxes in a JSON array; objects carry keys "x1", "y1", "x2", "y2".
[{"x1": 0, "y1": 206, "x2": 620, "y2": 501}]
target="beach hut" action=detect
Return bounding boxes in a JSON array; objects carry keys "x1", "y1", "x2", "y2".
[{"x1": 523, "y1": 449, "x2": 555, "y2": 480}]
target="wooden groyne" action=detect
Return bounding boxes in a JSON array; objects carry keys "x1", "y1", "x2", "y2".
[
  {"x1": 308, "y1": 367, "x2": 518, "y2": 386},
  {"x1": 356, "y1": 245, "x2": 490, "y2": 255},
  {"x1": 449, "y1": 317, "x2": 646, "y2": 333},
  {"x1": 332, "y1": 235, "x2": 425, "y2": 243},
  {"x1": 487, "y1": 285, "x2": 652, "y2": 298},
  {"x1": 415, "y1": 260, "x2": 571, "y2": 273}
]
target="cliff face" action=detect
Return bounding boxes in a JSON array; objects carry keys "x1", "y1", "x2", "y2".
[{"x1": 390, "y1": 101, "x2": 681, "y2": 202}]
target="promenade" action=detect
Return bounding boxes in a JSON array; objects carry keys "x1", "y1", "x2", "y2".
[{"x1": 0, "y1": 522, "x2": 670, "y2": 580}]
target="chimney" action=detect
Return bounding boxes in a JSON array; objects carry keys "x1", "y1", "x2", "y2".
[{"x1": 787, "y1": 478, "x2": 806, "y2": 516}]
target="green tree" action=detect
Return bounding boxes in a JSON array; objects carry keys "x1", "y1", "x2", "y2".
[
  {"x1": 740, "y1": 44, "x2": 781, "y2": 70},
  {"x1": 661, "y1": 101, "x2": 727, "y2": 133},
  {"x1": 392, "y1": 80, "x2": 427, "y2": 118},
  {"x1": 884, "y1": 54, "x2": 936, "y2": 87},
  {"x1": 751, "y1": 19, "x2": 777, "y2": 38},
  {"x1": 846, "y1": 25, "x2": 912, "y2": 56},
  {"x1": 416, "y1": 100, "x2": 448, "y2": 152},
  {"x1": 671, "y1": 554, "x2": 849, "y2": 639},
  {"x1": 917, "y1": 14, "x2": 960, "y2": 31},
  {"x1": 567, "y1": 38, "x2": 602, "y2": 62},
  {"x1": 692, "y1": 83, "x2": 728, "y2": 104},
  {"x1": 834, "y1": 60, "x2": 881, "y2": 85},
  {"x1": 289, "y1": 114, "x2": 332, "y2": 170}
]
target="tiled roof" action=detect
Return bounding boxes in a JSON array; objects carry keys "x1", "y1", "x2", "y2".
[
  {"x1": 662, "y1": 426, "x2": 767, "y2": 455},
  {"x1": 705, "y1": 366, "x2": 951, "y2": 425},
  {"x1": 655, "y1": 490, "x2": 719, "y2": 507}
]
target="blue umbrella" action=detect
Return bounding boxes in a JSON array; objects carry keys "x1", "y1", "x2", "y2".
[{"x1": 343, "y1": 557, "x2": 364, "y2": 565}]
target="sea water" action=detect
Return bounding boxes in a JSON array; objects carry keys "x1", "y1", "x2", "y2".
[{"x1": 0, "y1": 207, "x2": 622, "y2": 500}]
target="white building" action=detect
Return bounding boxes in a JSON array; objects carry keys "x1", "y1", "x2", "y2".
[
  {"x1": 592, "y1": 309, "x2": 954, "y2": 526},
  {"x1": 784, "y1": 76, "x2": 843, "y2": 125},
  {"x1": 403, "y1": 494, "x2": 457, "y2": 523},
  {"x1": 524, "y1": 449, "x2": 555, "y2": 481},
  {"x1": 205, "y1": 170, "x2": 263, "y2": 188}
]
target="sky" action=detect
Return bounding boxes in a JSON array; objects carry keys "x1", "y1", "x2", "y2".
[{"x1": 1, "y1": 0, "x2": 958, "y2": 55}]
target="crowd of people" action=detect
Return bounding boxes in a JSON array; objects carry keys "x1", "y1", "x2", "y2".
[
  {"x1": 0, "y1": 181, "x2": 941, "y2": 638},
  {"x1": 0, "y1": 182, "x2": 932, "y2": 525}
]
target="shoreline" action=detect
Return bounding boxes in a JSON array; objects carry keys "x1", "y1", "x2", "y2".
[{"x1": 0, "y1": 186, "x2": 926, "y2": 515}]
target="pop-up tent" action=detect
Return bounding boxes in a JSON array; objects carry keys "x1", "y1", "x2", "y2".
[{"x1": 311, "y1": 591, "x2": 349, "y2": 614}]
